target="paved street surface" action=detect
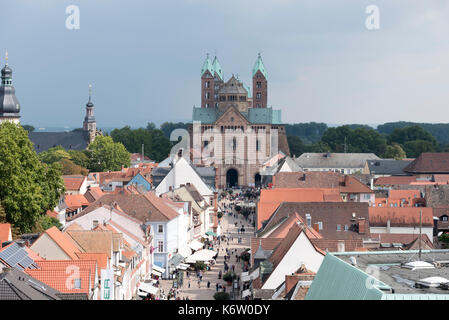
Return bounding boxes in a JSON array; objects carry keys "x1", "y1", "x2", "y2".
[{"x1": 158, "y1": 198, "x2": 254, "y2": 300}]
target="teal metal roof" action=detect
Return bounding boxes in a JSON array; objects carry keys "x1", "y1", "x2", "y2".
[
  {"x1": 192, "y1": 107, "x2": 282, "y2": 125},
  {"x1": 201, "y1": 54, "x2": 214, "y2": 77},
  {"x1": 192, "y1": 107, "x2": 219, "y2": 124},
  {"x1": 305, "y1": 254, "x2": 388, "y2": 300},
  {"x1": 252, "y1": 53, "x2": 268, "y2": 79},
  {"x1": 243, "y1": 83, "x2": 252, "y2": 99},
  {"x1": 212, "y1": 56, "x2": 223, "y2": 80}
]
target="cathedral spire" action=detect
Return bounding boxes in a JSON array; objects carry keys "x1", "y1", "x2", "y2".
[{"x1": 252, "y1": 52, "x2": 267, "y2": 79}]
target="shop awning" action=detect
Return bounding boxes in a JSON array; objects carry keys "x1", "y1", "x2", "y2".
[
  {"x1": 206, "y1": 231, "x2": 217, "y2": 237},
  {"x1": 138, "y1": 282, "x2": 159, "y2": 295},
  {"x1": 177, "y1": 263, "x2": 190, "y2": 270},
  {"x1": 185, "y1": 249, "x2": 217, "y2": 263},
  {"x1": 151, "y1": 269, "x2": 162, "y2": 277},
  {"x1": 189, "y1": 239, "x2": 204, "y2": 251},
  {"x1": 241, "y1": 274, "x2": 251, "y2": 282},
  {"x1": 152, "y1": 265, "x2": 165, "y2": 274},
  {"x1": 178, "y1": 246, "x2": 192, "y2": 258},
  {"x1": 249, "y1": 268, "x2": 259, "y2": 280}
]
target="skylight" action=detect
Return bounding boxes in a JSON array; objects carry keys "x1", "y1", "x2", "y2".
[{"x1": 402, "y1": 261, "x2": 435, "y2": 270}]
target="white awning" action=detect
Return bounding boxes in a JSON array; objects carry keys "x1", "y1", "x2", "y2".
[
  {"x1": 151, "y1": 269, "x2": 162, "y2": 277},
  {"x1": 179, "y1": 246, "x2": 192, "y2": 258},
  {"x1": 138, "y1": 282, "x2": 159, "y2": 295},
  {"x1": 242, "y1": 289, "x2": 251, "y2": 298},
  {"x1": 152, "y1": 265, "x2": 165, "y2": 273},
  {"x1": 186, "y1": 249, "x2": 217, "y2": 263},
  {"x1": 249, "y1": 268, "x2": 259, "y2": 280},
  {"x1": 177, "y1": 263, "x2": 190, "y2": 270},
  {"x1": 189, "y1": 239, "x2": 204, "y2": 251},
  {"x1": 241, "y1": 275, "x2": 251, "y2": 282}
]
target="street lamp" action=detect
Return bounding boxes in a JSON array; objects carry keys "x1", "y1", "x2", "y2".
[{"x1": 233, "y1": 278, "x2": 239, "y2": 300}]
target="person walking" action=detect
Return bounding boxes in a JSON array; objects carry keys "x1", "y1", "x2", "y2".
[
  {"x1": 207, "y1": 281, "x2": 211, "y2": 289},
  {"x1": 188, "y1": 281, "x2": 191, "y2": 288},
  {"x1": 216, "y1": 283, "x2": 219, "y2": 292}
]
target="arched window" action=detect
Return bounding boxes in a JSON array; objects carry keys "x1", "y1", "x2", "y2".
[{"x1": 233, "y1": 137, "x2": 237, "y2": 151}]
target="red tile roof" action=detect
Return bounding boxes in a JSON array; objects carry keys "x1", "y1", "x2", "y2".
[
  {"x1": 38, "y1": 226, "x2": 84, "y2": 260},
  {"x1": 257, "y1": 188, "x2": 342, "y2": 230},
  {"x1": 63, "y1": 175, "x2": 86, "y2": 191},
  {"x1": 370, "y1": 233, "x2": 434, "y2": 248},
  {"x1": 75, "y1": 253, "x2": 108, "y2": 271},
  {"x1": 268, "y1": 212, "x2": 322, "y2": 240},
  {"x1": 309, "y1": 239, "x2": 363, "y2": 252},
  {"x1": 84, "y1": 187, "x2": 105, "y2": 203},
  {"x1": 25, "y1": 268, "x2": 93, "y2": 294},
  {"x1": 368, "y1": 207, "x2": 433, "y2": 227},
  {"x1": 274, "y1": 172, "x2": 373, "y2": 194},
  {"x1": 64, "y1": 194, "x2": 89, "y2": 210},
  {"x1": 374, "y1": 176, "x2": 418, "y2": 186},
  {"x1": 404, "y1": 153, "x2": 449, "y2": 174}
]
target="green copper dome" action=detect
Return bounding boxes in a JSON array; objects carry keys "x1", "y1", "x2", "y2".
[
  {"x1": 212, "y1": 56, "x2": 223, "y2": 80},
  {"x1": 252, "y1": 53, "x2": 267, "y2": 79},
  {"x1": 201, "y1": 54, "x2": 214, "y2": 77}
]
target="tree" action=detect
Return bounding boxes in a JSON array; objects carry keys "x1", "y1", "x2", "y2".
[
  {"x1": 222, "y1": 271, "x2": 236, "y2": 283},
  {"x1": 0, "y1": 122, "x2": 65, "y2": 233},
  {"x1": 160, "y1": 122, "x2": 189, "y2": 138},
  {"x1": 403, "y1": 140, "x2": 436, "y2": 158},
  {"x1": 59, "y1": 158, "x2": 89, "y2": 175},
  {"x1": 88, "y1": 136, "x2": 130, "y2": 172},
  {"x1": 194, "y1": 261, "x2": 207, "y2": 271},
  {"x1": 213, "y1": 292, "x2": 230, "y2": 300},
  {"x1": 38, "y1": 146, "x2": 71, "y2": 164},
  {"x1": 21, "y1": 124, "x2": 35, "y2": 132},
  {"x1": 68, "y1": 149, "x2": 91, "y2": 169},
  {"x1": 146, "y1": 122, "x2": 156, "y2": 131},
  {"x1": 287, "y1": 135, "x2": 306, "y2": 157},
  {"x1": 383, "y1": 143, "x2": 406, "y2": 160},
  {"x1": 388, "y1": 125, "x2": 437, "y2": 147}
]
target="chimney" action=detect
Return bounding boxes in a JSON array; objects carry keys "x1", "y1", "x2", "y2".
[
  {"x1": 358, "y1": 218, "x2": 365, "y2": 234},
  {"x1": 387, "y1": 219, "x2": 391, "y2": 233},
  {"x1": 313, "y1": 223, "x2": 320, "y2": 234},
  {"x1": 186, "y1": 182, "x2": 191, "y2": 187},
  {"x1": 337, "y1": 240, "x2": 345, "y2": 252},
  {"x1": 169, "y1": 186, "x2": 172, "y2": 191}
]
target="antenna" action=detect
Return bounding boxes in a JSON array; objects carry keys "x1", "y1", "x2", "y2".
[{"x1": 88, "y1": 84, "x2": 92, "y2": 102}]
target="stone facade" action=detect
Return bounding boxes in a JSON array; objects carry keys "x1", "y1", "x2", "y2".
[{"x1": 190, "y1": 55, "x2": 290, "y2": 188}]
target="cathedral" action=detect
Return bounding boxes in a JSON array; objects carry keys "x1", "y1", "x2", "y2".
[
  {"x1": 190, "y1": 54, "x2": 290, "y2": 188},
  {"x1": 0, "y1": 53, "x2": 101, "y2": 153}
]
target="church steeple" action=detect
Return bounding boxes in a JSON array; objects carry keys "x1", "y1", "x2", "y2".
[
  {"x1": 0, "y1": 51, "x2": 21, "y2": 123},
  {"x1": 83, "y1": 84, "x2": 97, "y2": 143},
  {"x1": 252, "y1": 53, "x2": 268, "y2": 108}
]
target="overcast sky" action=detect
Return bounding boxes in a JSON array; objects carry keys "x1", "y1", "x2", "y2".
[{"x1": 2, "y1": 0, "x2": 449, "y2": 128}]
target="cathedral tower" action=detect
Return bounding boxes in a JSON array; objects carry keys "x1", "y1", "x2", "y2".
[{"x1": 252, "y1": 53, "x2": 268, "y2": 108}]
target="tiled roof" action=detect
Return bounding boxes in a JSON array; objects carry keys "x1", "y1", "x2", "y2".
[
  {"x1": 75, "y1": 252, "x2": 108, "y2": 270},
  {"x1": 295, "y1": 153, "x2": 380, "y2": 169},
  {"x1": 0, "y1": 267, "x2": 62, "y2": 300},
  {"x1": 388, "y1": 189, "x2": 421, "y2": 200},
  {"x1": 310, "y1": 239, "x2": 363, "y2": 252},
  {"x1": 39, "y1": 226, "x2": 84, "y2": 260},
  {"x1": 404, "y1": 153, "x2": 449, "y2": 174},
  {"x1": 374, "y1": 176, "x2": 418, "y2": 186},
  {"x1": 46, "y1": 210, "x2": 59, "y2": 219},
  {"x1": 274, "y1": 172, "x2": 373, "y2": 194},
  {"x1": 79, "y1": 192, "x2": 179, "y2": 222},
  {"x1": 259, "y1": 202, "x2": 370, "y2": 240},
  {"x1": 366, "y1": 159, "x2": 412, "y2": 176},
  {"x1": 64, "y1": 222, "x2": 84, "y2": 232},
  {"x1": 257, "y1": 188, "x2": 342, "y2": 230},
  {"x1": 433, "y1": 174, "x2": 449, "y2": 184},
  {"x1": 29, "y1": 131, "x2": 89, "y2": 154},
  {"x1": 66, "y1": 230, "x2": 113, "y2": 258},
  {"x1": 64, "y1": 194, "x2": 89, "y2": 210},
  {"x1": 25, "y1": 269, "x2": 92, "y2": 295},
  {"x1": 84, "y1": 187, "x2": 105, "y2": 203},
  {"x1": 369, "y1": 233, "x2": 434, "y2": 249},
  {"x1": 368, "y1": 207, "x2": 433, "y2": 227},
  {"x1": 63, "y1": 175, "x2": 86, "y2": 191},
  {"x1": 268, "y1": 212, "x2": 322, "y2": 240}
]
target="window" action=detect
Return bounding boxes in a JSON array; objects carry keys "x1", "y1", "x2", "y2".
[
  {"x1": 344, "y1": 224, "x2": 349, "y2": 231},
  {"x1": 256, "y1": 81, "x2": 262, "y2": 89},
  {"x1": 256, "y1": 139, "x2": 260, "y2": 151},
  {"x1": 256, "y1": 92, "x2": 262, "y2": 99},
  {"x1": 337, "y1": 224, "x2": 341, "y2": 231},
  {"x1": 205, "y1": 81, "x2": 210, "y2": 88},
  {"x1": 158, "y1": 241, "x2": 164, "y2": 252},
  {"x1": 205, "y1": 103, "x2": 209, "y2": 108},
  {"x1": 318, "y1": 221, "x2": 323, "y2": 230},
  {"x1": 205, "y1": 92, "x2": 210, "y2": 99},
  {"x1": 233, "y1": 137, "x2": 237, "y2": 151},
  {"x1": 158, "y1": 225, "x2": 163, "y2": 233},
  {"x1": 442, "y1": 215, "x2": 448, "y2": 222},
  {"x1": 256, "y1": 104, "x2": 261, "y2": 108},
  {"x1": 74, "y1": 278, "x2": 81, "y2": 289},
  {"x1": 305, "y1": 214, "x2": 311, "y2": 228}
]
